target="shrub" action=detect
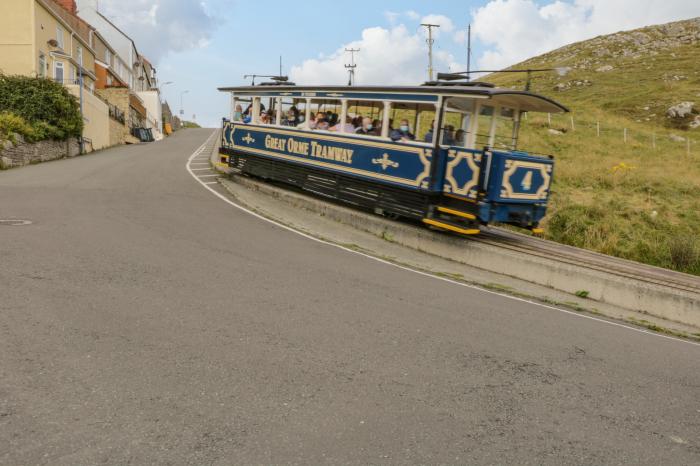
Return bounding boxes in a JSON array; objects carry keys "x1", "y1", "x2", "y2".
[
  {"x1": 0, "y1": 112, "x2": 35, "y2": 143},
  {"x1": 0, "y1": 74, "x2": 82, "y2": 141},
  {"x1": 668, "y1": 235, "x2": 700, "y2": 274}
]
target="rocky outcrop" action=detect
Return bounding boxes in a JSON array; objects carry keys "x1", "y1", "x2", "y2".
[
  {"x1": 553, "y1": 79, "x2": 592, "y2": 91},
  {"x1": 667, "y1": 102, "x2": 695, "y2": 118},
  {"x1": 527, "y1": 17, "x2": 700, "y2": 66}
]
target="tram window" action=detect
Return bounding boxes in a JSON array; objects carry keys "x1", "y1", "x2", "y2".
[
  {"x1": 416, "y1": 106, "x2": 436, "y2": 141},
  {"x1": 347, "y1": 100, "x2": 383, "y2": 137},
  {"x1": 440, "y1": 110, "x2": 463, "y2": 146},
  {"x1": 440, "y1": 98, "x2": 477, "y2": 147},
  {"x1": 492, "y1": 107, "x2": 519, "y2": 150},
  {"x1": 475, "y1": 105, "x2": 495, "y2": 148},
  {"x1": 232, "y1": 97, "x2": 251, "y2": 122},
  {"x1": 279, "y1": 98, "x2": 300, "y2": 127},
  {"x1": 307, "y1": 99, "x2": 342, "y2": 131}
]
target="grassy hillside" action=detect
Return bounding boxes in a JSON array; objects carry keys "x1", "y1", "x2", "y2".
[{"x1": 486, "y1": 18, "x2": 700, "y2": 275}]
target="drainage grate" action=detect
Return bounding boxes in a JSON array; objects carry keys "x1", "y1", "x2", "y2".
[{"x1": 0, "y1": 219, "x2": 32, "y2": 226}]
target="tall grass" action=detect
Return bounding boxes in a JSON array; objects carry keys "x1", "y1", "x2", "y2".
[{"x1": 517, "y1": 113, "x2": 700, "y2": 275}]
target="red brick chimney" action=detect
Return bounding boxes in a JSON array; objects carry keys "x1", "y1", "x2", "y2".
[{"x1": 54, "y1": 0, "x2": 77, "y2": 14}]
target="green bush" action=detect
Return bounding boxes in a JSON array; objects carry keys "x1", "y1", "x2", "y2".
[
  {"x1": 0, "y1": 112, "x2": 35, "y2": 143},
  {"x1": 0, "y1": 74, "x2": 82, "y2": 141}
]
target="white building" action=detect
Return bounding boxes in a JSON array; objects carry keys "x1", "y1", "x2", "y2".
[{"x1": 76, "y1": 0, "x2": 163, "y2": 139}]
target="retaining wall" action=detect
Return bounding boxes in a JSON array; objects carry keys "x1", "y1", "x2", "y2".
[{"x1": 1, "y1": 135, "x2": 79, "y2": 169}]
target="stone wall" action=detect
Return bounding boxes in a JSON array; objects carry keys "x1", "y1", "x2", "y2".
[
  {"x1": 108, "y1": 117, "x2": 127, "y2": 147},
  {"x1": 96, "y1": 87, "x2": 140, "y2": 145},
  {"x1": 0, "y1": 135, "x2": 80, "y2": 169}
]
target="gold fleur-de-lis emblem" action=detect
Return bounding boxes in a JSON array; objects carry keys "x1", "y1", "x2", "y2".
[
  {"x1": 242, "y1": 133, "x2": 255, "y2": 144},
  {"x1": 372, "y1": 153, "x2": 399, "y2": 171}
]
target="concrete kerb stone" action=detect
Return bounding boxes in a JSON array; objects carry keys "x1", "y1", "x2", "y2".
[{"x1": 212, "y1": 164, "x2": 700, "y2": 330}]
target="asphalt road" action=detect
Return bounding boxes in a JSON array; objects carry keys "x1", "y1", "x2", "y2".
[{"x1": 1, "y1": 129, "x2": 698, "y2": 465}]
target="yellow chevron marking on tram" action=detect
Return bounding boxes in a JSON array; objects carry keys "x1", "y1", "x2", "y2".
[
  {"x1": 436, "y1": 206, "x2": 477, "y2": 220},
  {"x1": 422, "y1": 218, "x2": 480, "y2": 235}
]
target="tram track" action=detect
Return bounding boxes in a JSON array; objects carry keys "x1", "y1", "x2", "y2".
[{"x1": 475, "y1": 227, "x2": 700, "y2": 294}]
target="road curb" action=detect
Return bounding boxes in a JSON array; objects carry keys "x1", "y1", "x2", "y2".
[{"x1": 215, "y1": 170, "x2": 700, "y2": 330}]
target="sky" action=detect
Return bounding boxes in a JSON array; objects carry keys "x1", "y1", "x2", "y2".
[{"x1": 92, "y1": 0, "x2": 700, "y2": 127}]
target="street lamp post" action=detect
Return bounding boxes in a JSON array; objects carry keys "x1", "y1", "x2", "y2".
[
  {"x1": 160, "y1": 81, "x2": 173, "y2": 103},
  {"x1": 180, "y1": 91, "x2": 190, "y2": 118},
  {"x1": 180, "y1": 90, "x2": 189, "y2": 117},
  {"x1": 78, "y1": 67, "x2": 84, "y2": 154}
]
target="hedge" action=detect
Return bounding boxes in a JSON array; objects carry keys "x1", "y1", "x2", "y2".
[{"x1": 0, "y1": 74, "x2": 82, "y2": 142}]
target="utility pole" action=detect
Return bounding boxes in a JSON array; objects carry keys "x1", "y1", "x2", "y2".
[
  {"x1": 279, "y1": 56, "x2": 282, "y2": 77},
  {"x1": 344, "y1": 48, "x2": 360, "y2": 86},
  {"x1": 421, "y1": 23, "x2": 440, "y2": 81},
  {"x1": 466, "y1": 23, "x2": 472, "y2": 81}
]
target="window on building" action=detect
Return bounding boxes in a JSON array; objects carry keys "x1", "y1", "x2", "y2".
[
  {"x1": 56, "y1": 25, "x2": 64, "y2": 49},
  {"x1": 38, "y1": 53, "x2": 46, "y2": 78},
  {"x1": 70, "y1": 64, "x2": 77, "y2": 84},
  {"x1": 54, "y1": 61, "x2": 64, "y2": 84},
  {"x1": 105, "y1": 48, "x2": 112, "y2": 66},
  {"x1": 77, "y1": 45, "x2": 83, "y2": 67}
]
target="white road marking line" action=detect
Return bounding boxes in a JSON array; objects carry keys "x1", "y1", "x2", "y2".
[
  {"x1": 185, "y1": 131, "x2": 700, "y2": 349},
  {"x1": 197, "y1": 174, "x2": 219, "y2": 178},
  {"x1": 203, "y1": 181, "x2": 218, "y2": 185},
  {"x1": 191, "y1": 168, "x2": 212, "y2": 171}
]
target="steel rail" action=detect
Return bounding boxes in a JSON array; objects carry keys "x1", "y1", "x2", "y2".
[{"x1": 474, "y1": 227, "x2": 700, "y2": 294}]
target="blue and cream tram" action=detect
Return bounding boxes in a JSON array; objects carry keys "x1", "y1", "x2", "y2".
[{"x1": 218, "y1": 79, "x2": 568, "y2": 235}]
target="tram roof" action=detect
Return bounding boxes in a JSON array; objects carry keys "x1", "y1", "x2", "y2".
[{"x1": 217, "y1": 84, "x2": 569, "y2": 113}]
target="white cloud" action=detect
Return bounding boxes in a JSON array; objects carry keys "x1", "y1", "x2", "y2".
[
  {"x1": 405, "y1": 10, "x2": 420, "y2": 21},
  {"x1": 289, "y1": 24, "x2": 464, "y2": 86},
  {"x1": 88, "y1": 0, "x2": 217, "y2": 63},
  {"x1": 473, "y1": 0, "x2": 700, "y2": 70}
]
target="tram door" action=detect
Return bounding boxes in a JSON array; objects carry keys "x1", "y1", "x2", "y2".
[{"x1": 438, "y1": 100, "x2": 483, "y2": 201}]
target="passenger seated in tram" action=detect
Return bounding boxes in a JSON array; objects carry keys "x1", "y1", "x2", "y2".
[
  {"x1": 313, "y1": 112, "x2": 330, "y2": 130},
  {"x1": 455, "y1": 129, "x2": 466, "y2": 146},
  {"x1": 330, "y1": 116, "x2": 355, "y2": 133},
  {"x1": 283, "y1": 107, "x2": 299, "y2": 126},
  {"x1": 232, "y1": 104, "x2": 243, "y2": 122},
  {"x1": 442, "y1": 125, "x2": 456, "y2": 146},
  {"x1": 355, "y1": 117, "x2": 378, "y2": 135},
  {"x1": 243, "y1": 103, "x2": 265, "y2": 117},
  {"x1": 299, "y1": 112, "x2": 315, "y2": 129},
  {"x1": 260, "y1": 110, "x2": 273, "y2": 124},
  {"x1": 390, "y1": 119, "x2": 415, "y2": 142},
  {"x1": 326, "y1": 111, "x2": 338, "y2": 127}
]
